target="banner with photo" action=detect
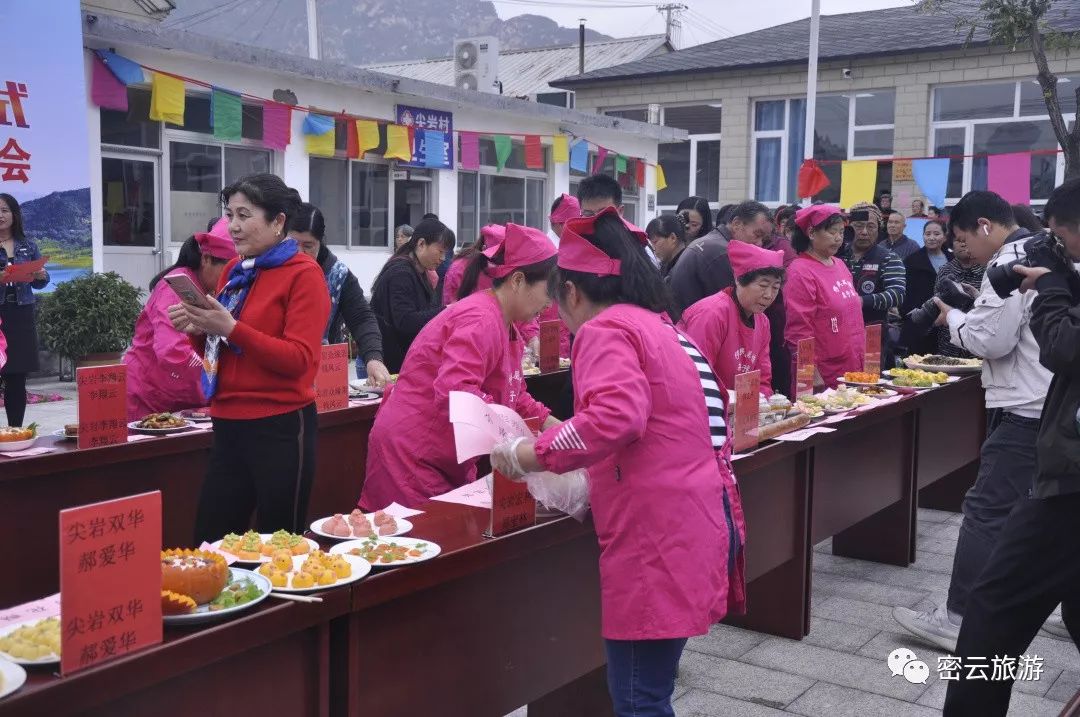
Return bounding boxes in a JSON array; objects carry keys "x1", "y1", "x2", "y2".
[{"x1": 0, "y1": 0, "x2": 92, "y2": 290}]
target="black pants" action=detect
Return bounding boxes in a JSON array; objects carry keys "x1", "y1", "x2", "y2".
[
  {"x1": 943, "y1": 492, "x2": 1080, "y2": 716},
  {"x1": 193, "y1": 403, "x2": 318, "y2": 545},
  {"x1": 2, "y1": 373, "x2": 26, "y2": 427}
]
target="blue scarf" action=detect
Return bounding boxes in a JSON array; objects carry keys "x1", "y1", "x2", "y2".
[
  {"x1": 201, "y1": 238, "x2": 299, "y2": 400},
  {"x1": 323, "y1": 259, "x2": 350, "y2": 344}
]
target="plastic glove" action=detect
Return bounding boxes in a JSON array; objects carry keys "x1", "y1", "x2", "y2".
[{"x1": 491, "y1": 436, "x2": 528, "y2": 480}]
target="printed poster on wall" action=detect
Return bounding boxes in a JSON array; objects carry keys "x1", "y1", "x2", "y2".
[
  {"x1": 396, "y1": 105, "x2": 454, "y2": 169},
  {"x1": 1, "y1": 0, "x2": 92, "y2": 290}
]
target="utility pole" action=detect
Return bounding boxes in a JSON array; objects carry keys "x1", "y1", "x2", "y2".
[
  {"x1": 802, "y1": 0, "x2": 820, "y2": 204},
  {"x1": 306, "y1": 0, "x2": 320, "y2": 60},
  {"x1": 657, "y1": 3, "x2": 688, "y2": 49}
]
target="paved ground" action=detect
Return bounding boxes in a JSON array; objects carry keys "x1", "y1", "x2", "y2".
[
  {"x1": 8, "y1": 377, "x2": 79, "y2": 436},
  {"x1": 16, "y1": 380, "x2": 1080, "y2": 715}
]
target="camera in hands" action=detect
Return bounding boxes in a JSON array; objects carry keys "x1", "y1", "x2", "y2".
[
  {"x1": 907, "y1": 279, "x2": 976, "y2": 334},
  {"x1": 987, "y1": 231, "x2": 1073, "y2": 299}
]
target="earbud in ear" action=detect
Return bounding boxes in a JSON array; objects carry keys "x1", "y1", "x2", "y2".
[{"x1": 982, "y1": 225, "x2": 990, "y2": 236}]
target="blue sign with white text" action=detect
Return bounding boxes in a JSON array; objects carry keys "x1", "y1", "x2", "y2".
[{"x1": 396, "y1": 105, "x2": 453, "y2": 169}]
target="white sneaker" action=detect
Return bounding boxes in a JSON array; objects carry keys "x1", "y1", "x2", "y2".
[
  {"x1": 892, "y1": 603, "x2": 960, "y2": 652},
  {"x1": 1042, "y1": 614, "x2": 1072, "y2": 640}
]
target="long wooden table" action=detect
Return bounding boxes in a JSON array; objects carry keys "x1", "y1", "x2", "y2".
[{"x1": 0, "y1": 372, "x2": 986, "y2": 713}]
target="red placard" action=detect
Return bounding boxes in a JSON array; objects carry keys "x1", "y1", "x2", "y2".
[
  {"x1": 77, "y1": 364, "x2": 128, "y2": 449},
  {"x1": 1, "y1": 256, "x2": 48, "y2": 284},
  {"x1": 732, "y1": 370, "x2": 761, "y2": 452},
  {"x1": 864, "y1": 323, "x2": 883, "y2": 376},
  {"x1": 487, "y1": 469, "x2": 536, "y2": 537},
  {"x1": 59, "y1": 491, "x2": 162, "y2": 675},
  {"x1": 316, "y1": 343, "x2": 349, "y2": 413},
  {"x1": 796, "y1": 338, "x2": 816, "y2": 398},
  {"x1": 538, "y1": 320, "x2": 560, "y2": 374}
]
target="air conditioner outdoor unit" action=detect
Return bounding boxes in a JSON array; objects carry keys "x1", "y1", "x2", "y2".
[{"x1": 453, "y1": 36, "x2": 499, "y2": 93}]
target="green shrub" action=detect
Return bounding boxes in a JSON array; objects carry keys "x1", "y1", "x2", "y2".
[{"x1": 38, "y1": 272, "x2": 143, "y2": 359}]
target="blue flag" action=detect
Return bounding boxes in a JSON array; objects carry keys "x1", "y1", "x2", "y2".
[
  {"x1": 570, "y1": 140, "x2": 589, "y2": 172},
  {"x1": 302, "y1": 113, "x2": 335, "y2": 136},
  {"x1": 912, "y1": 158, "x2": 950, "y2": 208},
  {"x1": 424, "y1": 130, "x2": 444, "y2": 168},
  {"x1": 94, "y1": 49, "x2": 144, "y2": 86}
]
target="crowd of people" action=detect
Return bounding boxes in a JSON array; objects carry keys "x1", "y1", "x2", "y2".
[{"x1": 4, "y1": 165, "x2": 1080, "y2": 715}]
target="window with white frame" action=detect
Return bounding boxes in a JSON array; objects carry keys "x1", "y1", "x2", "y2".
[
  {"x1": 457, "y1": 138, "x2": 548, "y2": 244},
  {"x1": 931, "y1": 78, "x2": 1076, "y2": 205},
  {"x1": 604, "y1": 104, "x2": 722, "y2": 212},
  {"x1": 752, "y1": 91, "x2": 895, "y2": 206},
  {"x1": 569, "y1": 150, "x2": 641, "y2": 224}
]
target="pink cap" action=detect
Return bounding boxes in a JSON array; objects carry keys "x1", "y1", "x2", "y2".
[
  {"x1": 794, "y1": 205, "x2": 842, "y2": 234},
  {"x1": 557, "y1": 207, "x2": 626, "y2": 277},
  {"x1": 549, "y1": 194, "x2": 581, "y2": 224},
  {"x1": 194, "y1": 217, "x2": 238, "y2": 261},
  {"x1": 484, "y1": 223, "x2": 557, "y2": 279},
  {"x1": 729, "y1": 240, "x2": 784, "y2": 281},
  {"x1": 479, "y1": 224, "x2": 506, "y2": 253}
]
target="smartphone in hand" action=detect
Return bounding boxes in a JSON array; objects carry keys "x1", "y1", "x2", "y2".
[{"x1": 164, "y1": 273, "x2": 212, "y2": 309}]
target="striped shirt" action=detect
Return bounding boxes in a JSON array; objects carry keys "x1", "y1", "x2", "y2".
[
  {"x1": 844, "y1": 243, "x2": 907, "y2": 322},
  {"x1": 673, "y1": 328, "x2": 727, "y2": 450},
  {"x1": 934, "y1": 259, "x2": 986, "y2": 359}
]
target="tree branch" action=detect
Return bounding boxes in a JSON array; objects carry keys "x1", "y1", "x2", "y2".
[{"x1": 1029, "y1": 2, "x2": 1073, "y2": 155}]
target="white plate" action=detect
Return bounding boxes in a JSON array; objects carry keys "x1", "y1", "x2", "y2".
[
  {"x1": 0, "y1": 618, "x2": 60, "y2": 665},
  {"x1": 127, "y1": 420, "x2": 194, "y2": 435},
  {"x1": 349, "y1": 391, "x2": 380, "y2": 401},
  {"x1": 50, "y1": 429, "x2": 76, "y2": 442},
  {"x1": 176, "y1": 409, "x2": 212, "y2": 423},
  {"x1": 349, "y1": 380, "x2": 386, "y2": 395},
  {"x1": 309, "y1": 514, "x2": 413, "y2": 540},
  {"x1": 836, "y1": 378, "x2": 886, "y2": 388},
  {"x1": 856, "y1": 387, "x2": 898, "y2": 399},
  {"x1": 329, "y1": 537, "x2": 442, "y2": 568},
  {"x1": 904, "y1": 361, "x2": 982, "y2": 375},
  {"x1": 163, "y1": 568, "x2": 271, "y2": 626},
  {"x1": 0, "y1": 658, "x2": 27, "y2": 700},
  {"x1": 0, "y1": 436, "x2": 37, "y2": 452},
  {"x1": 882, "y1": 379, "x2": 936, "y2": 391},
  {"x1": 210, "y1": 534, "x2": 321, "y2": 564},
  {"x1": 265, "y1": 553, "x2": 371, "y2": 593}
]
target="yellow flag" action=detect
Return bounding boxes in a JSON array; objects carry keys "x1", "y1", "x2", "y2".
[
  {"x1": 840, "y1": 160, "x2": 878, "y2": 209},
  {"x1": 552, "y1": 135, "x2": 569, "y2": 164},
  {"x1": 656, "y1": 164, "x2": 668, "y2": 191},
  {"x1": 305, "y1": 129, "x2": 335, "y2": 157},
  {"x1": 148, "y1": 71, "x2": 185, "y2": 125},
  {"x1": 385, "y1": 124, "x2": 412, "y2": 161},
  {"x1": 356, "y1": 120, "x2": 380, "y2": 155}
]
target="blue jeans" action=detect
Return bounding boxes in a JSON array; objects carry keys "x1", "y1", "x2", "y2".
[{"x1": 604, "y1": 637, "x2": 687, "y2": 717}]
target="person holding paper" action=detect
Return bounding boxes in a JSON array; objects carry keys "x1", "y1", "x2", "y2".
[
  {"x1": 490, "y1": 208, "x2": 743, "y2": 717},
  {"x1": 359, "y1": 223, "x2": 560, "y2": 510},
  {"x1": 0, "y1": 193, "x2": 48, "y2": 427},
  {"x1": 291, "y1": 203, "x2": 390, "y2": 386},
  {"x1": 679, "y1": 241, "x2": 785, "y2": 397},
  {"x1": 167, "y1": 174, "x2": 329, "y2": 544},
  {"x1": 784, "y1": 205, "x2": 866, "y2": 390},
  {"x1": 124, "y1": 219, "x2": 236, "y2": 421}
]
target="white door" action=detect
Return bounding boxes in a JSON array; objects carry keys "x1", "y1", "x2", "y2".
[{"x1": 101, "y1": 153, "x2": 162, "y2": 297}]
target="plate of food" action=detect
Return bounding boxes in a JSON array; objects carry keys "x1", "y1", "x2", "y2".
[
  {"x1": 904, "y1": 354, "x2": 983, "y2": 375},
  {"x1": 53, "y1": 425, "x2": 78, "y2": 442},
  {"x1": 128, "y1": 413, "x2": 193, "y2": 434},
  {"x1": 310, "y1": 510, "x2": 412, "y2": 540},
  {"x1": 212, "y1": 530, "x2": 319, "y2": 563},
  {"x1": 884, "y1": 368, "x2": 950, "y2": 390},
  {"x1": 0, "y1": 424, "x2": 38, "y2": 452},
  {"x1": 161, "y1": 553, "x2": 271, "y2": 626},
  {"x1": 329, "y1": 536, "x2": 441, "y2": 568},
  {"x1": 0, "y1": 657, "x2": 26, "y2": 701},
  {"x1": 177, "y1": 408, "x2": 212, "y2": 423},
  {"x1": 820, "y1": 387, "x2": 874, "y2": 414},
  {"x1": 836, "y1": 371, "x2": 884, "y2": 388},
  {"x1": 349, "y1": 389, "x2": 380, "y2": 401},
  {"x1": 256, "y1": 549, "x2": 370, "y2": 593},
  {"x1": 857, "y1": 385, "x2": 898, "y2": 399},
  {"x1": 0, "y1": 617, "x2": 60, "y2": 665}
]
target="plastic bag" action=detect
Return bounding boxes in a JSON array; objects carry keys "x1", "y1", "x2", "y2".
[{"x1": 523, "y1": 469, "x2": 591, "y2": 522}]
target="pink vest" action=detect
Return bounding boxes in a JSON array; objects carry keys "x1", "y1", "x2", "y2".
[{"x1": 679, "y1": 290, "x2": 773, "y2": 396}]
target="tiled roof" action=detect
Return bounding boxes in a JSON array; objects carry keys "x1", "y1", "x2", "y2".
[{"x1": 553, "y1": 0, "x2": 1080, "y2": 86}]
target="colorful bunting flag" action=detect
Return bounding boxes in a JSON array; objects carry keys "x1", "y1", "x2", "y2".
[
  {"x1": 493, "y1": 134, "x2": 513, "y2": 172},
  {"x1": 614, "y1": 154, "x2": 627, "y2": 175},
  {"x1": 345, "y1": 118, "x2": 360, "y2": 159},
  {"x1": 302, "y1": 113, "x2": 335, "y2": 136},
  {"x1": 656, "y1": 165, "x2": 668, "y2": 191},
  {"x1": 148, "y1": 72, "x2": 185, "y2": 125},
  {"x1": 595, "y1": 146, "x2": 608, "y2": 171},
  {"x1": 552, "y1": 135, "x2": 569, "y2": 164},
  {"x1": 988, "y1": 152, "x2": 1031, "y2": 205},
  {"x1": 90, "y1": 55, "x2": 128, "y2": 111},
  {"x1": 839, "y1": 160, "x2": 878, "y2": 209},
  {"x1": 385, "y1": 124, "x2": 412, "y2": 161},
  {"x1": 211, "y1": 88, "x2": 242, "y2": 142},
  {"x1": 797, "y1": 159, "x2": 830, "y2": 199},
  {"x1": 305, "y1": 129, "x2": 335, "y2": 157},
  {"x1": 356, "y1": 120, "x2": 380, "y2": 156},
  {"x1": 912, "y1": 158, "x2": 949, "y2": 208},
  {"x1": 424, "y1": 130, "x2": 444, "y2": 168},
  {"x1": 635, "y1": 159, "x2": 645, "y2": 185},
  {"x1": 460, "y1": 131, "x2": 480, "y2": 170},
  {"x1": 524, "y1": 135, "x2": 543, "y2": 169},
  {"x1": 94, "y1": 50, "x2": 144, "y2": 86},
  {"x1": 262, "y1": 102, "x2": 292, "y2": 150},
  {"x1": 570, "y1": 140, "x2": 589, "y2": 172}
]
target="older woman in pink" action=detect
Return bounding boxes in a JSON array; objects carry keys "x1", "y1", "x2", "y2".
[
  {"x1": 492, "y1": 207, "x2": 744, "y2": 717},
  {"x1": 360, "y1": 223, "x2": 561, "y2": 510},
  {"x1": 123, "y1": 219, "x2": 236, "y2": 420}
]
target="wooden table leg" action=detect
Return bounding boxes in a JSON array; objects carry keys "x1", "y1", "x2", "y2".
[
  {"x1": 529, "y1": 666, "x2": 614, "y2": 717},
  {"x1": 918, "y1": 464, "x2": 975, "y2": 513}
]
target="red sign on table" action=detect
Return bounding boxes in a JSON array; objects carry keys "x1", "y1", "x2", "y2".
[
  {"x1": 732, "y1": 370, "x2": 761, "y2": 453},
  {"x1": 485, "y1": 417, "x2": 539, "y2": 538},
  {"x1": 795, "y1": 338, "x2": 816, "y2": 398},
  {"x1": 76, "y1": 364, "x2": 128, "y2": 449},
  {"x1": 538, "y1": 320, "x2": 560, "y2": 374},
  {"x1": 59, "y1": 491, "x2": 162, "y2": 675},
  {"x1": 315, "y1": 343, "x2": 349, "y2": 413},
  {"x1": 864, "y1": 323, "x2": 883, "y2": 376}
]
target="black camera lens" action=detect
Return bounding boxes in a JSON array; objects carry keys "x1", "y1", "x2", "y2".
[
  {"x1": 987, "y1": 258, "x2": 1027, "y2": 299},
  {"x1": 907, "y1": 297, "x2": 941, "y2": 334}
]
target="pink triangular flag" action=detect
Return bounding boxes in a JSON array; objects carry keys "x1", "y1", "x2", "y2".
[
  {"x1": 987, "y1": 152, "x2": 1031, "y2": 205},
  {"x1": 91, "y1": 55, "x2": 128, "y2": 111},
  {"x1": 595, "y1": 146, "x2": 609, "y2": 171},
  {"x1": 262, "y1": 101, "x2": 292, "y2": 150},
  {"x1": 460, "y1": 131, "x2": 479, "y2": 171}
]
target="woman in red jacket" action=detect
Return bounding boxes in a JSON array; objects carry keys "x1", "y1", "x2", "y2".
[{"x1": 169, "y1": 173, "x2": 330, "y2": 544}]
